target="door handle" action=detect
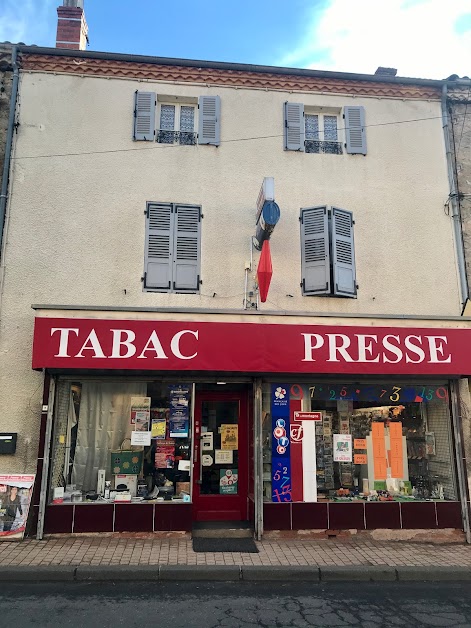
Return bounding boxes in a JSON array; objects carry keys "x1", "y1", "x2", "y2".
[{"x1": 196, "y1": 480, "x2": 202, "y2": 485}]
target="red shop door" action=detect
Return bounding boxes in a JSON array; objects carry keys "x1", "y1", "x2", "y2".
[{"x1": 193, "y1": 391, "x2": 249, "y2": 521}]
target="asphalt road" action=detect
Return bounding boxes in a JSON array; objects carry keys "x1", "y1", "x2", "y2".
[{"x1": 1, "y1": 581, "x2": 471, "y2": 627}]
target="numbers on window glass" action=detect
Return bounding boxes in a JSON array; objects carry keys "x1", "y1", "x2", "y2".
[{"x1": 390, "y1": 386, "x2": 401, "y2": 402}]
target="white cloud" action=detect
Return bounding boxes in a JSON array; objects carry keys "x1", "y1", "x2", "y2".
[
  {"x1": 279, "y1": 0, "x2": 471, "y2": 79},
  {"x1": 0, "y1": 0, "x2": 56, "y2": 46}
]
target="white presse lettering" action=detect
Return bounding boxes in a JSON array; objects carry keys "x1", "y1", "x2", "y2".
[
  {"x1": 382, "y1": 335, "x2": 403, "y2": 363},
  {"x1": 170, "y1": 330, "x2": 198, "y2": 360},
  {"x1": 427, "y1": 336, "x2": 451, "y2": 363},
  {"x1": 356, "y1": 334, "x2": 380, "y2": 363},
  {"x1": 301, "y1": 334, "x2": 324, "y2": 361},
  {"x1": 51, "y1": 328, "x2": 79, "y2": 357},
  {"x1": 405, "y1": 335, "x2": 425, "y2": 363},
  {"x1": 110, "y1": 329, "x2": 136, "y2": 358},
  {"x1": 137, "y1": 331, "x2": 168, "y2": 359},
  {"x1": 326, "y1": 334, "x2": 354, "y2": 362},
  {"x1": 75, "y1": 329, "x2": 106, "y2": 358}
]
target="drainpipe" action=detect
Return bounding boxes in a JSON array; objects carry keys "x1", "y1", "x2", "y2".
[
  {"x1": 0, "y1": 44, "x2": 19, "y2": 262},
  {"x1": 442, "y1": 82, "x2": 469, "y2": 307}
]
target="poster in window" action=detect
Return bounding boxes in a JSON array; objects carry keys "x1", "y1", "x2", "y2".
[
  {"x1": 219, "y1": 469, "x2": 238, "y2": 494},
  {"x1": 333, "y1": 434, "x2": 352, "y2": 462},
  {"x1": 425, "y1": 432, "x2": 436, "y2": 456},
  {"x1": 155, "y1": 440, "x2": 175, "y2": 469},
  {"x1": 0, "y1": 475, "x2": 35, "y2": 541},
  {"x1": 131, "y1": 431, "x2": 151, "y2": 446},
  {"x1": 168, "y1": 384, "x2": 190, "y2": 437},
  {"x1": 221, "y1": 424, "x2": 238, "y2": 450},
  {"x1": 130, "y1": 396, "x2": 151, "y2": 427},
  {"x1": 151, "y1": 408, "x2": 168, "y2": 439}
]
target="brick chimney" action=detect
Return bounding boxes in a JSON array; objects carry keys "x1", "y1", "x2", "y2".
[{"x1": 56, "y1": 0, "x2": 88, "y2": 50}]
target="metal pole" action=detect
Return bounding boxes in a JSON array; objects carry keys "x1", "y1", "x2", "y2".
[
  {"x1": 36, "y1": 377, "x2": 56, "y2": 540},
  {"x1": 253, "y1": 378, "x2": 263, "y2": 540},
  {"x1": 450, "y1": 380, "x2": 471, "y2": 544},
  {"x1": 442, "y1": 83, "x2": 469, "y2": 307}
]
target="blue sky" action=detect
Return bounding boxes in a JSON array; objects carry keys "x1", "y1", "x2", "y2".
[{"x1": 0, "y1": 0, "x2": 470, "y2": 79}]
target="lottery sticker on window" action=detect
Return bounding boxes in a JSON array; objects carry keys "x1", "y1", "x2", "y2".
[
  {"x1": 272, "y1": 459, "x2": 292, "y2": 502},
  {"x1": 0, "y1": 475, "x2": 35, "y2": 541}
]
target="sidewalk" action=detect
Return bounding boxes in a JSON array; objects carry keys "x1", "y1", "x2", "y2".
[{"x1": 1, "y1": 536, "x2": 471, "y2": 581}]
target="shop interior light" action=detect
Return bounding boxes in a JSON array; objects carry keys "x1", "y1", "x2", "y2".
[{"x1": 216, "y1": 382, "x2": 227, "y2": 385}]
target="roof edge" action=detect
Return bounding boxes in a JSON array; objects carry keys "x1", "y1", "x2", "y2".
[{"x1": 17, "y1": 45, "x2": 445, "y2": 87}]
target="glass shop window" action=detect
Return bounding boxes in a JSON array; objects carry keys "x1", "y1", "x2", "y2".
[
  {"x1": 49, "y1": 380, "x2": 192, "y2": 504},
  {"x1": 262, "y1": 382, "x2": 457, "y2": 503}
]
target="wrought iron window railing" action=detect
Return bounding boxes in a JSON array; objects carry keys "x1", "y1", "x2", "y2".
[
  {"x1": 157, "y1": 130, "x2": 197, "y2": 145},
  {"x1": 305, "y1": 140, "x2": 343, "y2": 155}
]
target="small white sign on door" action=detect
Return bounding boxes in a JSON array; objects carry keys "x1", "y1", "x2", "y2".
[
  {"x1": 202, "y1": 454, "x2": 213, "y2": 467},
  {"x1": 202, "y1": 432, "x2": 213, "y2": 450},
  {"x1": 215, "y1": 449, "x2": 233, "y2": 464}
]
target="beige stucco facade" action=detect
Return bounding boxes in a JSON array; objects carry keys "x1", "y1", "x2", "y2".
[{"x1": 0, "y1": 60, "x2": 466, "y2": 475}]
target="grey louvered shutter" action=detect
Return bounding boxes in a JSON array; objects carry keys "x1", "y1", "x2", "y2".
[
  {"x1": 284, "y1": 102, "x2": 305, "y2": 151},
  {"x1": 344, "y1": 106, "x2": 366, "y2": 154},
  {"x1": 332, "y1": 207, "x2": 356, "y2": 297},
  {"x1": 133, "y1": 91, "x2": 156, "y2": 141},
  {"x1": 198, "y1": 95, "x2": 221, "y2": 146},
  {"x1": 173, "y1": 204, "x2": 202, "y2": 292},
  {"x1": 144, "y1": 203, "x2": 173, "y2": 290},
  {"x1": 300, "y1": 206, "x2": 330, "y2": 295}
]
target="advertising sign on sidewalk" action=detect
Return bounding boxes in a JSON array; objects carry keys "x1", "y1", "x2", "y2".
[{"x1": 0, "y1": 475, "x2": 35, "y2": 541}]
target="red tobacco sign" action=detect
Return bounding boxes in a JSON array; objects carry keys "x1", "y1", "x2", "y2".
[
  {"x1": 32, "y1": 317, "x2": 471, "y2": 375},
  {"x1": 257, "y1": 240, "x2": 273, "y2": 303}
]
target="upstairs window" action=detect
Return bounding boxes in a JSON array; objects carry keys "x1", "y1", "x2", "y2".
[
  {"x1": 300, "y1": 205, "x2": 357, "y2": 298},
  {"x1": 133, "y1": 92, "x2": 221, "y2": 146},
  {"x1": 305, "y1": 113, "x2": 342, "y2": 155},
  {"x1": 143, "y1": 202, "x2": 202, "y2": 294},
  {"x1": 158, "y1": 103, "x2": 197, "y2": 145},
  {"x1": 284, "y1": 103, "x2": 367, "y2": 155}
]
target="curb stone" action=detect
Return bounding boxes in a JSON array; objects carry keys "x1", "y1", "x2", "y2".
[
  {"x1": 320, "y1": 566, "x2": 396, "y2": 582},
  {"x1": 395, "y1": 565, "x2": 471, "y2": 581},
  {"x1": 160, "y1": 565, "x2": 241, "y2": 581},
  {"x1": 242, "y1": 566, "x2": 320, "y2": 581},
  {"x1": 0, "y1": 565, "x2": 471, "y2": 582},
  {"x1": 0, "y1": 566, "x2": 76, "y2": 582},
  {"x1": 76, "y1": 565, "x2": 161, "y2": 581}
]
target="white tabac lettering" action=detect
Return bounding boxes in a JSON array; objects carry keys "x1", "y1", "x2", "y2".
[
  {"x1": 326, "y1": 334, "x2": 354, "y2": 362},
  {"x1": 137, "y1": 331, "x2": 168, "y2": 359},
  {"x1": 382, "y1": 335, "x2": 403, "y2": 363},
  {"x1": 427, "y1": 336, "x2": 452, "y2": 363},
  {"x1": 51, "y1": 328, "x2": 79, "y2": 357},
  {"x1": 301, "y1": 333, "x2": 324, "y2": 361},
  {"x1": 170, "y1": 330, "x2": 198, "y2": 360},
  {"x1": 110, "y1": 329, "x2": 136, "y2": 359},
  {"x1": 405, "y1": 335, "x2": 425, "y2": 363},
  {"x1": 356, "y1": 334, "x2": 380, "y2": 363},
  {"x1": 75, "y1": 330, "x2": 106, "y2": 358}
]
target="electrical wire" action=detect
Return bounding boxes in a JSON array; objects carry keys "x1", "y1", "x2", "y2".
[{"x1": 11, "y1": 112, "x2": 470, "y2": 161}]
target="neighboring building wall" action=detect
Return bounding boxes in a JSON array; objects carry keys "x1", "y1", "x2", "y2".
[
  {"x1": 0, "y1": 59, "x2": 459, "y2": 473},
  {"x1": 449, "y1": 84, "x2": 471, "y2": 507},
  {"x1": 0, "y1": 44, "x2": 12, "y2": 198},
  {"x1": 449, "y1": 85, "x2": 471, "y2": 299}
]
